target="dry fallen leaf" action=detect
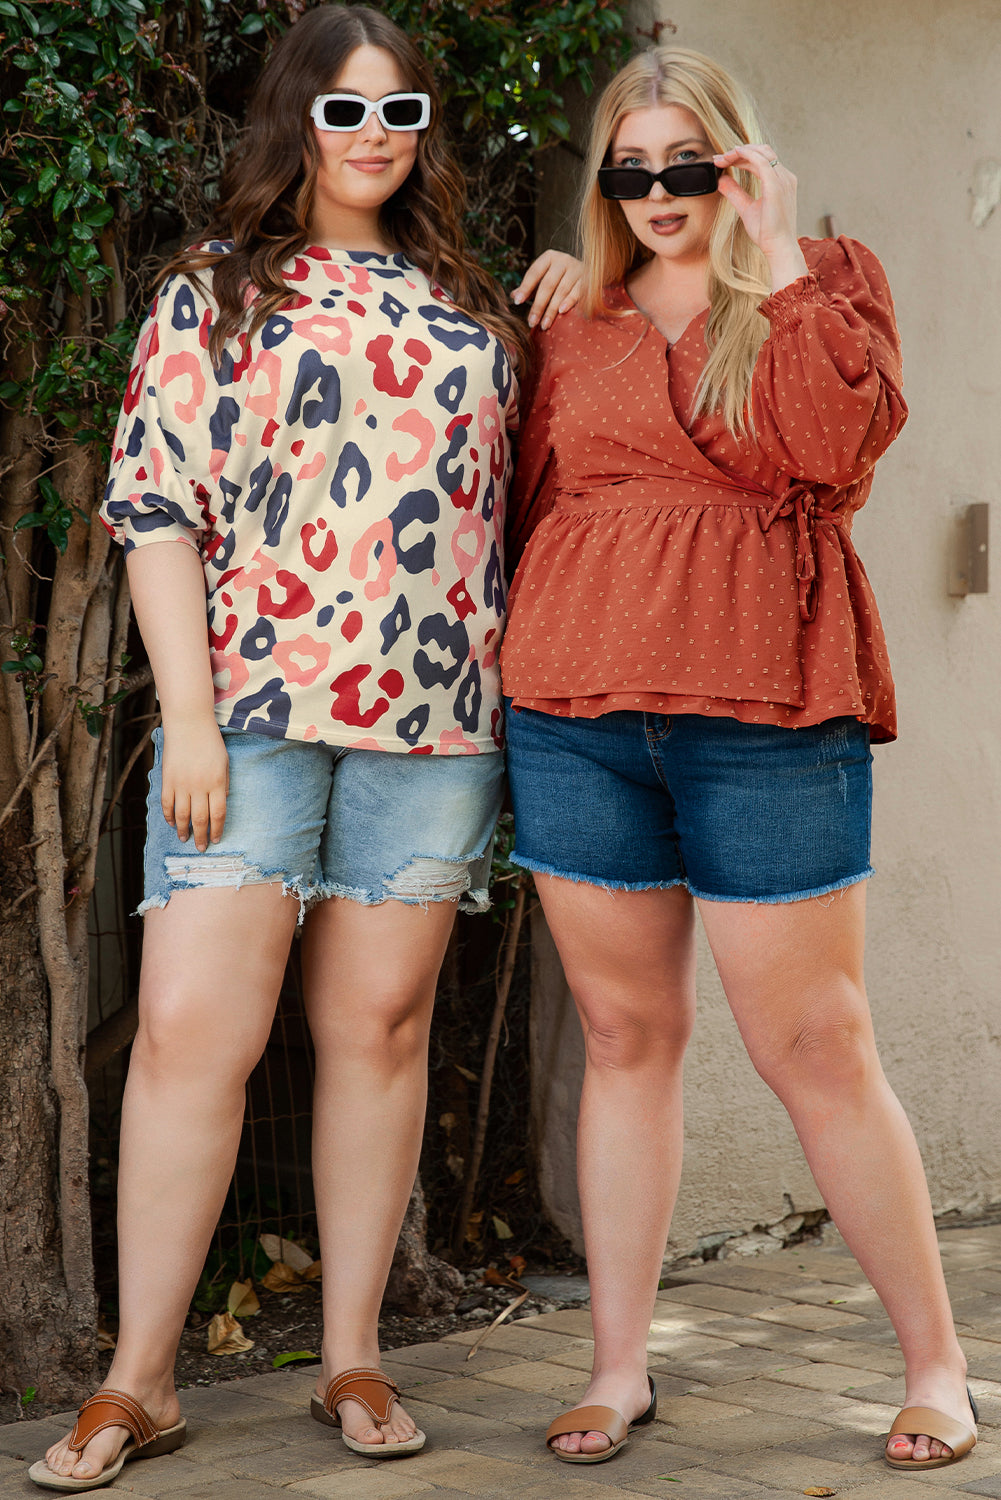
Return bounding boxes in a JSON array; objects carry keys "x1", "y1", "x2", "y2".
[
  {"x1": 262, "y1": 1260, "x2": 307, "y2": 1294},
  {"x1": 96, "y1": 1322, "x2": 116, "y2": 1352},
  {"x1": 803, "y1": 1488, "x2": 837, "y2": 1497},
  {"x1": 206, "y1": 1312, "x2": 254, "y2": 1355},
  {"x1": 259, "y1": 1234, "x2": 314, "y2": 1272},
  {"x1": 467, "y1": 1266, "x2": 529, "y2": 1359},
  {"x1": 227, "y1": 1278, "x2": 260, "y2": 1318},
  {"x1": 303, "y1": 1259, "x2": 322, "y2": 1282}
]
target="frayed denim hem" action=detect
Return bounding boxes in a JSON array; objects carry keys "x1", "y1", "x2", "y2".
[
  {"x1": 511, "y1": 851, "x2": 873, "y2": 904},
  {"x1": 510, "y1": 850, "x2": 687, "y2": 894},
  {"x1": 689, "y1": 866, "x2": 874, "y2": 905},
  {"x1": 137, "y1": 864, "x2": 313, "y2": 924}
]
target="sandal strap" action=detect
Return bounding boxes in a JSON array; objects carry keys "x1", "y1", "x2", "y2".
[
  {"x1": 322, "y1": 1367, "x2": 401, "y2": 1427},
  {"x1": 888, "y1": 1405, "x2": 977, "y2": 1457},
  {"x1": 68, "y1": 1390, "x2": 160, "y2": 1454},
  {"x1": 546, "y1": 1404, "x2": 628, "y2": 1450}
]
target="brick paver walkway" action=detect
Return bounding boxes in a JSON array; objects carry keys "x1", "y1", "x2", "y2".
[{"x1": 3, "y1": 1224, "x2": 1000, "y2": 1498}]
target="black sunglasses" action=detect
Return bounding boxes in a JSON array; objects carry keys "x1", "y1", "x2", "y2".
[{"x1": 597, "y1": 162, "x2": 721, "y2": 200}]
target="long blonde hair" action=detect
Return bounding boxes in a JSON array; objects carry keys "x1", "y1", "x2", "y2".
[{"x1": 580, "y1": 47, "x2": 772, "y2": 434}]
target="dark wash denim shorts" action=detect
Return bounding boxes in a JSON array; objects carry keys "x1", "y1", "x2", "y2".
[{"x1": 505, "y1": 706, "x2": 873, "y2": 904}]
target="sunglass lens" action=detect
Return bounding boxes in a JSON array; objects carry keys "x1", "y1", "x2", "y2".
[
  {"x1": 665, "y1": 162, "x2": 719, "y2": 196},
  {"x1": 597, "y1": 167, "x2": 651, "y2": 200},
  {"x1": 382, "y1": 96, "x2": 425, "y2": 128},
  {"x1": 320, "y1": 97, "x2": 366, "y2": 129}
]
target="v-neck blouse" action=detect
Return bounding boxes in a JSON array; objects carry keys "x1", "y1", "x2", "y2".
[{"x1": 501, "y1": 236, "x2": 905, "y2": 741}]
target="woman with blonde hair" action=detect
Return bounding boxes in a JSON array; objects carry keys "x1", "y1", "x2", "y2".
[
  {"x1": 503, "y1": 45, "x2": 977, "y2": 1472},
  {"x1": 29, "y1": 4, "x2": 577, "y2": 1490}
]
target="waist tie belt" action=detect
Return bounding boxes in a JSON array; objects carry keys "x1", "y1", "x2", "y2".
[{"x1": 761, "y1": 482, "x2": 845, "y2": 623}]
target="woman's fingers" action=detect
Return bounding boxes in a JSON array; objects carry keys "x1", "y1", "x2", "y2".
[{"x1": 512, "y1": 250, "x2": 584, "y2": 329}]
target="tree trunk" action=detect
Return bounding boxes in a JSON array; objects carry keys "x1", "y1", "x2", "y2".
[{"x1": 0, "y1": 811, "x2": 99, "y2": 1422}]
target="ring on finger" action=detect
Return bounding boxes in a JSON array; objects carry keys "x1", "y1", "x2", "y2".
[{"x1": 768, "y1": 157, "x2": 779, "y2": 167}]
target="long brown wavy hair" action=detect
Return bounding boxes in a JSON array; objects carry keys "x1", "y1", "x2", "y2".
[{"x1": 163, "y1": 4, "x2": 530, "y2": 375}]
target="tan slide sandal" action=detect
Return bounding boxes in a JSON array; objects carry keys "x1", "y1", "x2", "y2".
[
  {"x1": 28, "y1": 1388, "x2": 186, "y2": 1492},
  {"x1": 545, "y1": 1374, "x2": 657, "y2": 1464},
  {"x1": 310, "y1": 1366, "x2": 426, "y2": 1457}
]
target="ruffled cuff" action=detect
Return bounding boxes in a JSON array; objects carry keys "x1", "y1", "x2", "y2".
[{"x1": 758, "y1": 272, "x2": 824, "y2": 333}]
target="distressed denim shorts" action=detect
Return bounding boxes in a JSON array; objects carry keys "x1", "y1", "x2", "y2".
[
  {"x1": 141, "y1": 727, "x2": 505, "y2": 919},
  {"x1": 505, "y1": 707, "x2": 873, "y2": 904}
]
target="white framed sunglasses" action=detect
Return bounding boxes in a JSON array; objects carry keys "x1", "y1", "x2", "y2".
[{"x1": 309, "y1": 91, "x2": 431, "y2": 133}]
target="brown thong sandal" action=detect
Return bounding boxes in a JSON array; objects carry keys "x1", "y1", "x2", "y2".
[
  {"x1": 545, "y1": 1374, "x2": 657, "y2": 1464},
  {"x1": 28, "y1": 1388, "x2": 186, "y2": 1492},
  {"x1": 884, "y1": 1387, "x2": 979, "y2": 1470},
  {"x1": 310, "y1": 1366, "x2": 426, "y2": 1457}
]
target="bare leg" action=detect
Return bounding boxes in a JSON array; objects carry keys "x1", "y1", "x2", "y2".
[
  {"x1": 533, "y1": 879, "x2": 697, "y2": 1456},
  {"x1": 698, "y1": 884, "x2": 972, "y2": 1465},
  {"x1": 41, "y1": 885, "x2": 299, "y2": 1483},
  {"x1": 301, "y1": 895, "x2": 457, "y2": 1449}
]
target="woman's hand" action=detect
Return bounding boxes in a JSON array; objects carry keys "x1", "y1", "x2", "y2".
[
  {"x1": 161, "y1": 714, "x2": 230, "y2": 853},
  {"x1": 714, "y1": 144, "x2": 809, "y2": 293},
  {"x1": 511, "y1": 249, "x2": 584, "y2": 330}
]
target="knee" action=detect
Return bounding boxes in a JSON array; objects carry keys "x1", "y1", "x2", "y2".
[
  {"x1": 313, "y1": 989, "x2": 432, "y2": 1064},
  {"x1": 582, "y1": 1003, "x2": 693, "y2": 1073},
  {"x1": 749, "y1": 994, "x2": 876, "y2": 1102},
  {"x1": 131, "y1": 996, "x2": 265, "y2": 1087}
]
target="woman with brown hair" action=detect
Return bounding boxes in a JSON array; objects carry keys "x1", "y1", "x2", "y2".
[
  {"x1": 29, "y1": 5, "x2": 577, "y2": 1490},
  {"x1": 503, "y1": 44, "x2": 977, "y2": 1473}
]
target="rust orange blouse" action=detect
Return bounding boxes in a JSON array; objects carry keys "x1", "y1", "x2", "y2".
[{"x1": 501, "y1": 236, "x2": 905, "y2": 741}]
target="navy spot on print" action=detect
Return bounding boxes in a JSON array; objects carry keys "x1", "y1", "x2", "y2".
[
  {"x1": 246, "y1": 456, "x2": 273, "y2": 513},
  {"x1": 261, "y1": 314, "x2": 295, "y2": 349},
  {"x1": 263, "y1": 471, "x2": 294, "y2": 547},
  {"x1": 434, "y1": 366, "x2": 467, "y2": 414},
  {"x1": 125, "y1": 417, "x2": 146, "y2": 458},
  {"x1": 413, "y1": 613, "x2": 468, "y2": 690},
  {"x1": 397, "y1": 704, "x2": 430, "y2": 744},
  {"x1": 492, "y1": 339, "x2": 513, "y2": 404},
  {"x1": 436, "y1": 421, "x2": 468, "y2": 495},
  {"x1": 171, "y1": 284, "x2": 199, "y2": 331},
  {"x1": 336, "y1": 591, "x2": 353, "y2": 604},
  {"x1": 209, "y1": 396, "x2": 241, "y2": 454},
  {"x1": 418, "y1": 304, "x2": 490, "y2": 352},
  {"x1": 329, "y1": 443, "x2": 372, "y2": 508},
  {"x1": 454, "y1": 659, "x2": 482, "y2": 731},
  {"x1": 390, "y1": 489, "x2": 438, "y2": 575},
  {"x1": 483, "y1": 541, "x2": 505, "y2": 613},
  {"x1": 316, "y1": 605, "x2": 335, "y2": 628},
  {"x1": 161, "y1": 423, "x2": 185, "y2": 464},
  {"x1": 240, "y1": 618, "x2": 277, "y2": 660},
  {"x1": 230, "y1": 679, "x2": 292, "y2": 736},
  {"x1": 284, "y1": 348, "x2": 341, "y2": 428},
  {"x1": 218, "y1": 476, "x2": 243, "y2": 525},
  {"x1": 379, "y1": 292, "x2": 409, "y2": 327},
  {"x1": 379, "y1": 595, "x2": 411, "y2": 654}
]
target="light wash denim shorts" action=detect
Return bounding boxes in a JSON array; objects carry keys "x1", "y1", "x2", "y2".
[
  {"x1": 505, "y1": 708, "x2": 873, "y2": 904},
  {"x1": 141, "y1": 727, "x2": 505, "y2": 919}
]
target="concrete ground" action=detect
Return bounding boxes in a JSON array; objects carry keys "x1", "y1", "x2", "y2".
[{"x1": 3, "y1": 1223, "x2": 1000, "y2": 1499}]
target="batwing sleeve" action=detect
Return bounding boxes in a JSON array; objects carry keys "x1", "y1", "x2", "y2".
[
  {"x1": 100, "y1": 272, "x2": 219, "y2": 555},
  {"x1": 750, "y1": 236, "x2": 907, "y2": 487}
]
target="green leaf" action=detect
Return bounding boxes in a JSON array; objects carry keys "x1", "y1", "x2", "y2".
[
  {"x1": 54, "y1": 80, "x2": 80, "y2": 102},
  {"x1": 37, "y1": 164, "x2": 60, "y2": 195},
  {"x1": 271, "y1": 1350, "x2": 317, "y2": 1368},
  {"x1": 67, "y1": 144, "x2": 91, "y2": 182},
  {"x1": 0, "y1": 381, "x2": 20, "y2": 400},
  {"x1": 53, "y1": 185, "x2": 73, "y2": 219},
  {"x1": 238, "y1": 13, "x2": 265, "y2": 34}
]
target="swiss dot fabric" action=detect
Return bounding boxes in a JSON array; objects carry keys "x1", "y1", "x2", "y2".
[{"x1": 502, "y1": 236, "x2": 905, "y2": 741}]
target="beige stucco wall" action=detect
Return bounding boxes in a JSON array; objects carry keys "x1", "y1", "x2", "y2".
[{"x1": 530, "y1": 0, "x2": 1001, "y2": 1258}]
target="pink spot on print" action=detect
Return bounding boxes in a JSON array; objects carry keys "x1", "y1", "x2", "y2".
[
  {"x1": 262, "y1": 418, "x2": 279, "y2": 448},
  {"x1": 347, "y1": 268, "x2": 372, "y2": 295},
  {"x1": 230, "y1": 550, "x2": 278, "y2": 594},
  {"x1": 350, "y1": 519, "x2": 397, "y2": 600},
  {"x1": 446, "y1": 577, "x2": 476, "y2": 621},
  {"x1": 386, "y1": 408, "x2": 436, "y2": 481},
  {"x1": 209, "y1": 448, "x2": 228, "y2": 482},
  {"x1": 452, "y1": 509, "x2": 485, "y2": 577},
  {"x1": 347, "y1": 736, "x2": 385, "y2": 750},
  {"x1": 303, "y1": 725, "x2": 319, "y2": 740},
  {"x1": 341, "y1": 611, "x2": 363, "y2": 643},
  {"x1": 365, "y1": 334, "x2": 426, "y2": 399},
  {"x1": 123, "y1": 321, "x2": 159, "y2": 415},
  {"x1": 296, "y1": 453, "x2": 326, "y2": 481},
  {"x1": 296, "y1": 315, "x2": 351, "y2": 354},
  {"x1": 329, "y1": 664, "x2": 389, "y2": 728},
  {"x1": 272, "y1": 636, "x2": 330, "y2": 687},
  {"x1": 431, "y1": 570, "x2": 440, "y2": 586},
  {"x1": 162, "y1": 350, "x2": 205, "y2": 424},
  {"x1": 301, "y1": 519, "x2": 338, "y2": 570},
  {"x1": 235, "y1": 433, "x2": 248, "y2": 446},
  {"x1": 211, "y1": 650, "x2": 250, "y2": 701},
  {"x1": 378, "y1": 670, "x2": 405, "y2": 699},
  {"x1": 438, "y1": 727, "x2": 479, "y2": 754},
  {"x1": 246, "y1": 350, "x2": 282, "y2": 420},
  {"x1": 477, "y1": 394, "x2": 502, "y2": 447},
  {"x1": 150, "y1": 447, "x2": 165, "y2": 487},
  {"x1": 258, "y1": 570, "x2": 316, "y2": 620},
  {"x1": 291, "y1": 439, "x2": 305, "y2": 457}
]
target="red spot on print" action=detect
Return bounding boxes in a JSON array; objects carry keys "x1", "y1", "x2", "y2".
[
  {"x1": 257, "y1": 570, "x2": 316, "y2": 620},
  {"x1": 285, "y1": 259, "x2": 311, "y2": 282},
  {"x1": 378, "y1": 670, "x2": 405, "y2": 699},
  {"x1": 348, "y1": 300, "x2": 366, "y2": 316},
  {"x1": 301, "y1": 520, "x2": 338, "y2": 571},
  {"x1": 291, "y1": 439, "x2": 304, "y2": 457},
  {"x1": 222, "y1": 593, "x2": 233, "y2": 607},
  {"x1": 450, "y1": 470, "x2": 480, "y2": 511},
  {"x1": 198, "y1": 308, "x2": 212, "y2": 350},
  {"x1": 262, "y1": 419, "x2": 279, "y2": 448},
  {"x1": 341, "y1": 610, "x2": 363, "y2": 642},
  {"x1": 446, "y1": 577, "x2": 477, "y2": 621},
  {"x1": 209, "y1": 612, "x2": 239, "y2": 649},
  {"x1": 404, "y1": 339, "x2": 432, "y2": 366},
  {"x1": 446, "y1": 414, "x2": 472, "y2": 439},
  {"x1": 408, "y1": 744, "x2": 434, "y2": 755},
  {"x1": 329, "y1": 664, "x2": 389, "y2": 728},
  {"x1": 365, "y1": 334, "x2": 426, "y2": 398},
  {"x1": 136, "y1": 467, "x2": 147, "y2": 481}
]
